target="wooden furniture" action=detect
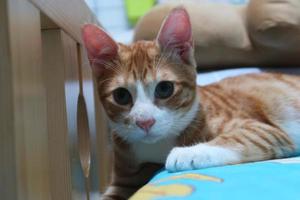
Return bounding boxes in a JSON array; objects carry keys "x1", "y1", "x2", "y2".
[{"x1": 0, "y1": 0, "x2": 111, "y2": 199}]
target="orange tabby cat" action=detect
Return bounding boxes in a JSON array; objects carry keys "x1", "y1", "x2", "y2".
[{"x1": 82, "y1": 7, "x2": 300, "y2": 200}]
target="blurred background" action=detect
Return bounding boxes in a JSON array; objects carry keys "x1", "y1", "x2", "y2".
[
  {"x1": 84, "y1": 0, "x2": 298, "y2": 80},
  {"x1": 84, "y1": 0, "x2": 248, "y2": 44}
]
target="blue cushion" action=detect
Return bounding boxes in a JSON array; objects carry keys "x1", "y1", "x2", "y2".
[{"x1": 130, "y1": 157, "x2": 300, "y2": 200}]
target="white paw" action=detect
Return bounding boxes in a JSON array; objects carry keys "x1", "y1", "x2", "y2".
[{"x1": 165, "y1": 144, "x2": 240, "y2": 172}]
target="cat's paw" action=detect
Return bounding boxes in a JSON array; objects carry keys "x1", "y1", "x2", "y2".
[{"x1": 165, "y1": 144, "x2": 240, "y2": 172}]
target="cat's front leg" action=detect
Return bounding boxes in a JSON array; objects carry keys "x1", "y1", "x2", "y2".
[
  {"x1": 166, "y1": 143, "x2": 241, "y2": 172},
  {"x1": 166, "y1": 121, "x2": 295, "y2": 172}
]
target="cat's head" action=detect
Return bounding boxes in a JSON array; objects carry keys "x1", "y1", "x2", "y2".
[{"x1": 82, "y1": 7, "x2": 198, "y2": 144}]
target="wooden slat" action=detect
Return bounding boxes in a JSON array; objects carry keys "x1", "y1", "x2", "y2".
[
  {"x1": 42, "y1": 28, "x2": 102, "y2": 200},
  {"x1": 0, "y1": 0, "x2": 51, "y2": 199},
  {"x1": 29, "y1": 0, "x2": 100, "y2": 43},
  {"x1": 0, "y1": 0, "x2": 17, "y2": 198},
  {"x1": 1, "y1": 0, "x2": 109, "y2": 198},
  {"x1": 61, "y1": 31, "x2": 105, "y2": 199},
  {"x1": 42, "y1": 29, "x2": 73, "y2": 200},
  {"x1": 61, "y1": 30, "x2": 88, "y2": 200}
]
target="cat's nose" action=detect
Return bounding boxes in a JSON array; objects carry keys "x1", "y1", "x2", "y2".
[{"x1": 136, "y1": 118, "x2": 156, "y2": 132}]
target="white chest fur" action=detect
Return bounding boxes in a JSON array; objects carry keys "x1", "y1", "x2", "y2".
[{"x1": 132, "y1": 137, "x2": 176, "y2": 164}]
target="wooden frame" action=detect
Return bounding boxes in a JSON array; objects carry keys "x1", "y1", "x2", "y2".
[{"x1": 0, "y1": 0, "x2": 111, "y2": 199}]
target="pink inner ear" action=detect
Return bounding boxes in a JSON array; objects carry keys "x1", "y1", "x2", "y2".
[
  {"x1": 82, "y1": 24, "x2": 118, "y2": 75},
  {"x1": 157, "y1": 7, "x2": 193, "y2": 54}
]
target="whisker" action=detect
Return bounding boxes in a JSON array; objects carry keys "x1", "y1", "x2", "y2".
[{"x1": 88, "y1": 59, "x2": 123, "y2": 75}]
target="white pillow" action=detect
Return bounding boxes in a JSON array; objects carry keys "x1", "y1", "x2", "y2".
[{"x1": 197, "y1": 68, "x2": 261, "y2": 86}]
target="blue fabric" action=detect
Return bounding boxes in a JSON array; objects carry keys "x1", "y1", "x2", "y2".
[{"x1": 130, "y1": 157, "x2": 300, "y2": 200}]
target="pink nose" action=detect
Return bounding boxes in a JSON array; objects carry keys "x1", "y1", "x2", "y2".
[{"x1": 136, "y1": 118, "x2": 156, "y2": 132}]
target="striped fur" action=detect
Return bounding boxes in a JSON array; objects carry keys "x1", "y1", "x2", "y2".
[
  {"x1": 81, "y1": 8, "x2": 300, "y2": 200},
  {"x1": 101, "y1": 71, "x2": 300, "y2": 199}
]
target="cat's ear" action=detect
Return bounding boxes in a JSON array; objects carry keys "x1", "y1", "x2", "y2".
[
  {"x1": 82, "y1": 24, "x2": 118, "y2": 76},
  {"x1": 156, "y1": 7, "x2": 196, "y2": 67}
]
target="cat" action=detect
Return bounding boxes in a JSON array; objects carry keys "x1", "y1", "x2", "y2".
[{"x1": 82, "y1": 7, "x2": 300, "y2": 200}]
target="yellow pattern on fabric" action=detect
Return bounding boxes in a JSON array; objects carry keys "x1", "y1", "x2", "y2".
[
  {"x1": 130, "y1": 184, "x2": 193, "y2": 200},
  {"x1": 130, "y1": 173, "x2": 223, "y2": 200}
]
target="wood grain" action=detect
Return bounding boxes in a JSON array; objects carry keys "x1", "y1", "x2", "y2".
[
  {"x1": 1, "y1": 0, "x2": 110, "y2": 199},
  {"x1": 0, "y1": 0, "x2": 17, "y2": 198},
  {"x1": 42, "y1": 29, "x2": 73, "y2": 200},
  {"x1": 1, "y1": 0, "x2": 51, "y2": 199},
  {"x1": 29, "y1": 0, "x2": 100, "y2": 43}
]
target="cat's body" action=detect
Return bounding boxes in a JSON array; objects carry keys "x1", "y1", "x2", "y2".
[
  {"x1": 105, "y1": 71, "x2": 300, "y2": 199},
  {"x1": 82, "y1": 8, "x2": 300, "y2": 200},
  {"x1": 131, "y1": 72, "x2": 300, "y2": 165}
]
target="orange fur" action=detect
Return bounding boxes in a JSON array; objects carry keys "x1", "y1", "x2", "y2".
[
  {"x1": 81, "y1": 8, "x2": 300, "y2": 200},
  {"x1": 98, "y1": 42, "x2": 300, "y2": 199}
]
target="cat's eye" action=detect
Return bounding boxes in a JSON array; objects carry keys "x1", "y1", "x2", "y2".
[
  {"x1": 113, "y1": 87, "x2": 132, "y2": 105},
  {"x1": 155, "y1": 81, "x2": 174, "y2": 99}
]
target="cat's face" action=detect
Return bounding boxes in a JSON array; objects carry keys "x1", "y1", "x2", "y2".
[
  {"x1": 82, "y1": 8, "x2": 198, "y2": 143},
  {"x1": 97, "y1": 42, "x2": 198, "y2": 143}
]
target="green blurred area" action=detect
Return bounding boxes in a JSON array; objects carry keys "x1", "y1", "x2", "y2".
[{"x1": 125, "y1": 0, "x2": 156, "y2": 26}]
